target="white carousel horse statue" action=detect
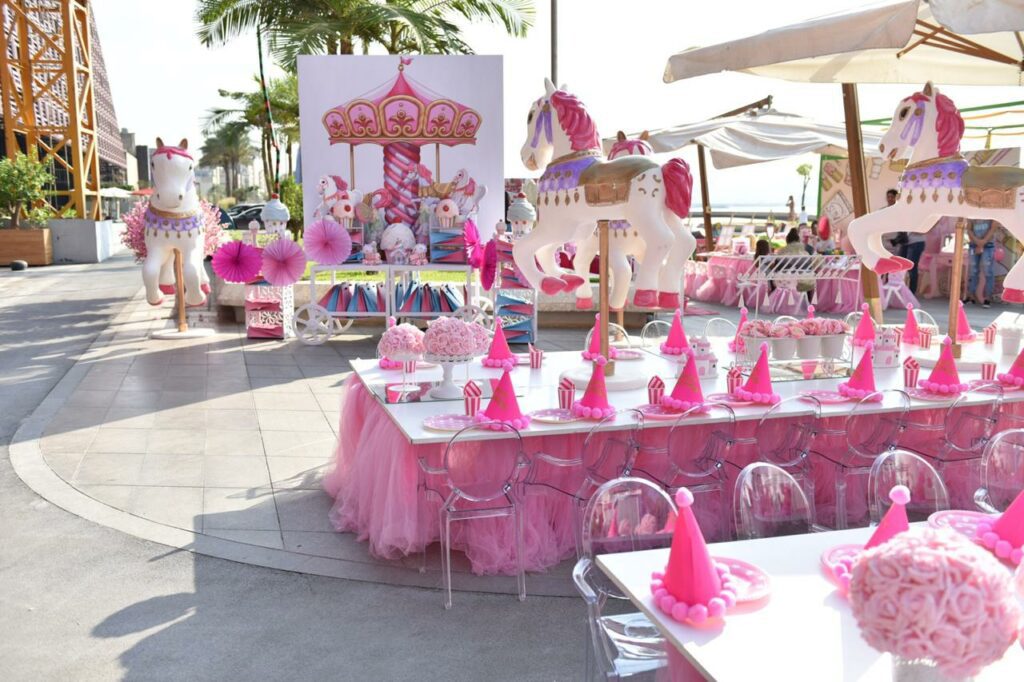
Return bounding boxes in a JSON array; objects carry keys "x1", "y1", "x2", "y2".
[
  {"x1": 849, "y1": 81, "x2": 1024, "y2": 302},
  {"x1": 568, "y1": 130, "x2": 655, "y2": 309},
  {"x1": 142, "y1": 137, "x2": 207, "y2": 307},
  {"x1": 513, "y1": 79, "x2": 695, "y2": 309}
]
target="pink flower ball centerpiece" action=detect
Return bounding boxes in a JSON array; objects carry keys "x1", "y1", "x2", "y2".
[
  {"x1": 849, "y1": 528, "x2": 1022, "y2": 680},
  {"x1": 378, "y1": 323, "x2": 425, "y2": 362},
  {"x1": 423, "y1": 317, "x2": 490, "y2": 399}
]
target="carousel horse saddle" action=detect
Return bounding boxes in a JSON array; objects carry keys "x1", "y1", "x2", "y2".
[
  {"x1": 580, "y1": 156, "x2": 659, "y2": 206},
  {"x1": 962, "y1": 166, "x2": 1024, "y2": 209}
]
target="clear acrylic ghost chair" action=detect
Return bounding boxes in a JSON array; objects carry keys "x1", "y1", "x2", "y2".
[
  {"x1": 702, "y1": 317, "x2": 737, "y2": 341},
  {"x1": 813, "y1": 389, "x2": 911, "y2": 529},
  {"x1": 773, "y1": 315, "x2": 800, "y2": 326},
  {"x1": 586, "y1": 322, "x2": 634, "y2": 352},
  {"x1": 867, "y1": 449, "x2": 949, "y2": 524},
  {"x1": 843, "y1": 310, "x2": 862, "y2": 329},
  {"x1": 639, "y1": 320, "x2": 670, "y2": 348},
  {"x1": 573, "y1": 477, "x2": 676, "y2": 680},
  {"x1": 433, "y1": 422, "x2": 530, "y2": 609},
  {"x1": 631, "y1": 403, "x2": 735, "y2": 542},
  {"x1": 734, "y1": 462, "x2": 815, "y2": 540},
  {"x1": 974, "y1": 428, "x2": 1024, "y2": 513},
  {"x1": 912, "y1": 308, "x2": 939, "y2": 334}
]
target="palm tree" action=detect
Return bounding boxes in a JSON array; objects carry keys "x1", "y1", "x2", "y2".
[
  {"x1": 199, "y1": 123, "x2": 255, "y2": 198},
  {"x1": 195, "y1": 0, "x2": 535, "y2": 71}
]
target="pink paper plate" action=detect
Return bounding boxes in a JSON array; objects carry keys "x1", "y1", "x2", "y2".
[
  {"x1": 969, "y1": 379, "x2": 1017, "y2": 393},
  {"x1": 613, "y1": 349, "x2": 644, "y2": 361},
  {"x1": 928, "y1": 509, "x2": 994, "y2": 537},
  {"x1": 799, "y1": 390, "x2": 849, "y2": 404},
  {"x1": 906, "y1": 388, "x2": 957, "y2": 403},
  {"x1": 422, "y1": 414, "x2": 477, "y2": 432},
  {"x1": 637, "y1": 404, "x2": 685, "y2": 421},
  {"x1": 820, "y1": 544, "x2": 862, "y2": 592},
  {"x1": 713, "y1": 556, "x2": 770, "y2": 603},
  {"x1": 705, "y1": 392, "x2": 753, "y2": 407},
  {"x1": 528, "y1": 408, "x2": 579, "y2": 424}
]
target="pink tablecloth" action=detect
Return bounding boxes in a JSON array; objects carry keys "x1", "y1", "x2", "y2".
[{"x1": 324, "y1": 375, "x2": 1022, "y2": 575}]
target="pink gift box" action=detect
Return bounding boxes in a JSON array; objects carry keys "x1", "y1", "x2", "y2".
[
  {"x1": 984, "y1": 325, "x2": 997, "y2": 345},
  {"x1": 918, "y1": 329, "x2": 933, "y2": 349},
  {"x1": 558, "y1": 377, "x2": 575, "y2": 410},
  {"x1": 464, "y1": 381, "x2": 482, "y2": 416},
  {"x1": 980, "y1": 361, "x2": 996, "y2": 381},
  {"x1": 726, "y1": 367, "x2": 744, "y2": 395},
  {"x1": 529, "y1": 345, "x2": 544, "y2": 369},
  {"x1": 648, "y1": 376, "x2": 665, "y2": 405}
]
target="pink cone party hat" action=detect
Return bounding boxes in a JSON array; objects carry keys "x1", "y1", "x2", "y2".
[
  {"x1": 662, "y1": 348, "x2": 706, "y2": 412},
  {"x1": 583, "y1": 314, "x2": 618, "y2": 361},
  {"x1": 572, "y1": 356, "x2": 615, "y2": 420},
  {"x1": 734, "y1": 342, "x2": 780, "y2": 404},
  {"x1": 918, "y1": 337, "x2": 968, "y2": 394},
  {"x1": 728, "y1": 307, "x2": 747, "y2": 353},
  {"x1": 997, "y1": 345, "x2": 1024, "y2": 387},
  {"x1": 956, "y1": 300, "x2": 977, "y2": 341},
  {"x1": 650, "y1": 488, "x2": 739, "y2": 624},
  {"x1": 660, "y1": 309, "x2": 690, "y2": 355},
  {"x1": 482, "y1": 318, "x2": 516, "y2": 367},
  {"x1": 865, "y1": 486, "x2": 911, "y2": 550},
  {"x1": 852, "y1": 303, "x2": 875, "y2": 347},
  {"x1": 838, "y1": 343, "x2": 882, "y2": 401},
  {"x1": 476, "y1": 361, "x2": 529, "y2": 430},
  {"x1": 903, "y1": 304, "x2": 920, "y2": 345},
  {"x1": 975, "y1": 488, "x2": 1024, "y2": 565}
]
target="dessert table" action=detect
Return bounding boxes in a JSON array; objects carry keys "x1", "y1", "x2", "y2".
[
  {"x1": 324, "y1": 340, "x2": 1024, "y2": 575},
  {"x1": 595, "y1": 526, "x2": 1024, "y2": 681}
]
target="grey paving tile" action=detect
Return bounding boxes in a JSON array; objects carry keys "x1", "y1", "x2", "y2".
[
  {"x1": 102, "y1": 408, "x2": 156, "y2": 430},
  {"x1": 266, "y1": 457, "x2": 327, "y2": 490},
  {"x1": 257, "y1": 410, "x2": 332, "y2": 432},
  {"x1": 111, "y1": 390, "x2": 160, "y2": 408},
  {"x1": 204, "y1": 529, "x2": 284, "y2": 549},
  {"x1": 76, "y1": 484, "x2": 137, "y2": 509},
  {"x1": 203, "y1": 393, "x2": 255, "y2": 409},
  {"x1": 261, "y1": 430, "x2": 336, "y2": 458},
  {"x1": 153, "y1": 408, "x2": 206, "y2": 430},
  {"x1": 73, "y1": 452, "x2": 145, "y2": 486},
  {"x1": 40, "y1": 427, "x2": 98, "y2": 454},
  {"x1": 43, "y1": 451, "x2": 85, "y2": 481},
  {"x1": 246, "y1": 365, "x2": 303, "y2": 379},
  {"x1": 203, "y1": 456, "x2": 271, "y2": 488},
  {"x1": 273, "y1": 489, "x2": 335, "y2": 532},
  {"x1": 202, "y1": 487, "x2": 279, "y2": 531},
  {"x1": 147, "y1": 428, "x2": 206, "y2": 455},
  {"x1": 205, "y1": 409, "x2": 259, "y2": 430},
  {"x1": 88, "y1": 428, "x2": 150, "y2": 454},
  {"x1": 253, "y1": 392, "x2": 320, "y2": 412},
  {"x1": 248, "y1": 378, "x2": 312, "y2": 392},
  {"x1": 204, "y1": 430, "x2": 264, "y2": 457},
  {"x1": 138, "y1": 454, "x2": 204, "y2": 487},
  {"x1": 128, "y1": 486, "x2": 204, "y2": 531}
]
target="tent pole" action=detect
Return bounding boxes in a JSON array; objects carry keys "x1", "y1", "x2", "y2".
[
  {"x1": 841, "y1": 82, "x2": 882, "y2": 323},
  {"x1": 697, "y1": 144, "x2": 713, "y2": 252},
  {"x1": 599, "y1": 219, "x2": 614, "y2": 376},
  {"x1": 947, "y1": 218, "x2": 967, "y2": 358},
  {"x1": 349, "y1": 146, "x2": 355, "y2": 189}
]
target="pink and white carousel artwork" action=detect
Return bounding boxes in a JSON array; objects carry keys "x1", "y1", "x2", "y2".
[
  {"x1": 848, "y1": 82, "x2": 1024, "y2": 345},
  {"x1": 512, "y1": 79, "x2": 696, "y2": 312},
  {"x1": 142, "y1": 137, "x2": 215, "y2": 339},
  {"x1": 299, "y1": 55, "x2": 503, "y2": 257}
]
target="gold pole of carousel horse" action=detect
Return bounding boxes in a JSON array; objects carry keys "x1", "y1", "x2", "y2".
[
  {"x1": 948, "y1": 218, "x2": 968, "y2": 358},
  {"x1": 598, "y1": 219, "x2": 614, "y2": 376},
  {"x1": 173, "y1": 248, "x2": 187, "y2": 333},
  {"x1": 349, "y1": 146, "x2": 355, "y2": 189}
]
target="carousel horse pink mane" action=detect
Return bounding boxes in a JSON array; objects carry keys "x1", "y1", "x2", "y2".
[
  {"x1": 609, "y1": 131, "x2": 653, "y2": 160},
  {"x1": 550, "y1": 90, "x2": 600, "y2": 151},
  {"x1": 153, "y1": 145, "x2": 194, "y2": 161},
  {"x1": 904, "y1": 91, "x2": 964, "y2": 157}
]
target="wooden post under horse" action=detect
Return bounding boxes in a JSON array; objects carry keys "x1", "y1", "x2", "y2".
[
  {"x1": 947, "y1": 218, "x2": 968, "y2": 358},
  {"x1": 173, "y1": 248, "x2": 187, "y2": 333},
  {"x1": 598, "y1": 219, "x2": 614, "y2": 376}
]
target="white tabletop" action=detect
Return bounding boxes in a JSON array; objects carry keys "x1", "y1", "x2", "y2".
[
  {"x1": 351, "y1": 338, "x2": 1024, "y2": 446},
  {"x1": 596, "y1": 527, "x2": 1024, "y2": 681}
]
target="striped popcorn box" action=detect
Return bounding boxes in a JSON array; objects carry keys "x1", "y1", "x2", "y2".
[
  {"x1": 984, "y1": 325, "x2": 997, "y2": 345},
  {"x1": 403, "y1": 359, "x2": 417, "y2": 374},
  {"x1": 558, "y1": 377, "x2": 576, "y2": 410},
  {"x1": 727, "y1": 366, "x2": 744, "y2": 395},
  {"x1": 980, "y1": 361, "x2": 997, "y2": 381},
  {"x1": 647, "y1": 376, "x2": 665, "y2": 405},
  {"x1": 903, "y1": 356, "x2": 920, "y2": 389},
  {"x1": 529, "y1": 344, "x2": 544, "y2": 369},
  {"x1": 918, "y1": 328, "x2": 933, "y2": 349},
  {"x1": 463, "y1": 380, "x2": 482, "y2": 416}
]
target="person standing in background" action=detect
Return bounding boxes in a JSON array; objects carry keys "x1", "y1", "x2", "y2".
[
  {"x1": 786, "y1": 195, "x2": 797, "y2": 223},
  {"x1": 966, "y1": 219, "x2": 998, "y2": 308}
]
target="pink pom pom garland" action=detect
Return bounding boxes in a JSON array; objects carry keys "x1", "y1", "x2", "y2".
[
  {"x1": 732, "y1": 387, "x2": 781, "y2": 405},
  {"x1": 997, "y1": 372, "x2": 1024, "y2": 388},
  {"x1": 650, "y1": 563, "x2": 738, "y2": 625},
  {"x1": 837, "y1": 382, "x2": 883, "y2": 402},
  {"x1": 974, "y1": 521, "x2": 1024, "y2": 566},
  {"x1": 473, "y1": 413, "x2": 530, "y2": 430},
  {"x1": 918, "y1": 378, "x2": 969, "y2": 395},
  {"x1": 660, "y1": 395, "x2": 708, "y2": 413}
]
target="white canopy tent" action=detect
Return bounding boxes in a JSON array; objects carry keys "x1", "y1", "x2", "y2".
[{"x1": 661, "y1": 0, "x2": 1024, "y2": 328}]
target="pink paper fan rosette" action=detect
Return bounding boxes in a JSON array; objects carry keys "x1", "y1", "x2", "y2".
[
  {"x1": 261, "y1": 238, "x2": 306, "y2": 286},
  {"x1": 481, "y1": 239, "x2": 498, "y2": 291},
  {"x1": 212, "y1": 240, "x2": 262, "y2": 283},
  {"x1": 303, "y1": 219, "x2": 351, "y2": 265}
]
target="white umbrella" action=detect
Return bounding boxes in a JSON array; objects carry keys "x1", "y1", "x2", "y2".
[
  {"x1": 665, "y1": 0, "x2": 1024, "y2": 85},
  {"x1": 99, "y1": 187, "x2": 132, "y2": 199},
  {"x1": 606, "y1": 109, "x2": 885, "y2": 169}
]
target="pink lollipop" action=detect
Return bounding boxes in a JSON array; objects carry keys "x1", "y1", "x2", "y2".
[
  {"x1": 303, "y1": 219, "x2": 351, "y2": 265},
  {"x1": 261, "y1": 238, "x2": 306, "y2": 286},
  {"x1": 212, "y1": 240, "x2": 262, "y2": 283}
]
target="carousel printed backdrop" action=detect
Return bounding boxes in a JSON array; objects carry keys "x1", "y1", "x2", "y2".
[
  {"x1": 296, "y1": 55, "x2": 504, "y2": 250},
  {"x1": 819, "y1": 147, "x2": 1022, "y2": 283}
]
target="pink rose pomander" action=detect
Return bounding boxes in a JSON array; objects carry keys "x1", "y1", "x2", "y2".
[
  {"x1": 849, "y1": 528, "x2": 1022, "y2": 679},
  {"x1": 378, "y1": 323, "x2": 425, "y2": 359},
  {"x1": 424, "y1": 317, "x2": 489, "y2": 358},
  {"x1": 740, "y1": 320, "x2": 772, "y2": 338}
]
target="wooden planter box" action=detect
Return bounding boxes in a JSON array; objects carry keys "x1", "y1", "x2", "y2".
[{"x1": 0, "y1": 228, "x2": 52, "y2": 265}]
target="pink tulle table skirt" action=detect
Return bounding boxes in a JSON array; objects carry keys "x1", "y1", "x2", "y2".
[{"x1": 324, "y1": 375, "x2": 1023, "y2": 575}]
